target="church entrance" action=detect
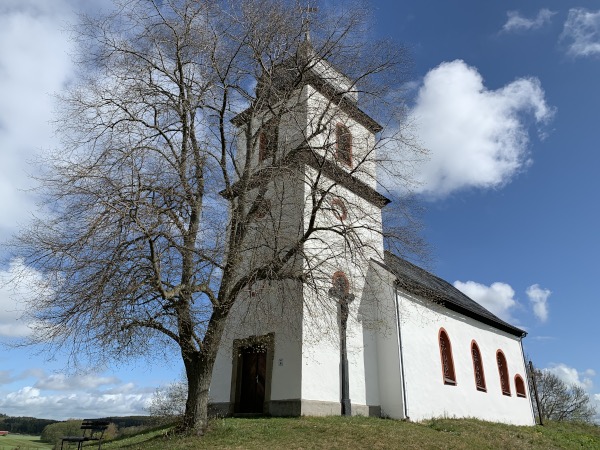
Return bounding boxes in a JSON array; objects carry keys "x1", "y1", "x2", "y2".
[{"x1": 238, "y1": 346, "x2": 267, "y2": 413}]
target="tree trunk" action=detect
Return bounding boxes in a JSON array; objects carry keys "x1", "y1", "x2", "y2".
[{"x1": 181, "y1": 352, "x2": 215, "y2": 435}]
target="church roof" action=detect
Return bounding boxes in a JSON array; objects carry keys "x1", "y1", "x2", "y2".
[{"x1": 380, "y1": 251, "x2": 526, "y2": 337}]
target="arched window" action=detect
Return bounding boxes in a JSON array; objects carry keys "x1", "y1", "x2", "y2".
[
  {"x1": 330, "y1": 197, "x2": 347, "y2": 221},
  {"x1": 471, "y1": 341, "x2": 486, "y2": 392},
  {"x1": 438, "y1": 329, "x2": 456, "y2": 385},
  {"x1": 496, "y1": 350, "x2": 511, "y2": 396},
  {"x1": 258, "y1": 119, "x2": 278, "y2": 162},
  {"x1": 336, "y1": 123, "x2": 352, "y2": 166},
  {"x1": 514, "y1": 374, "x2": 527, "y2": 398}
]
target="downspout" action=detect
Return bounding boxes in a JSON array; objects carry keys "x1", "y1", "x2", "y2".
[
  {"x1": 519, "y1": 336, "x2": 537, "y2": 425},
  {"x1": 394, "y1": 282, "x2": 409, "y2": 420}
]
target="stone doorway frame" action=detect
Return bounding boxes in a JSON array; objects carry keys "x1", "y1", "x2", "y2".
[{"x1": 230, "y1": 332, "x2": 275, "y2": 414}]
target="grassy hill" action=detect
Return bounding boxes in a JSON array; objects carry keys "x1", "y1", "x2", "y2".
[{"x1": 97, "y1": 416, "x2": 600, "y2": 450}]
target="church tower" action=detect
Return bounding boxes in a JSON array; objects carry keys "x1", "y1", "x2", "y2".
[{"x1": 209, "y1": 39, "x2": 389, "y2": 417}]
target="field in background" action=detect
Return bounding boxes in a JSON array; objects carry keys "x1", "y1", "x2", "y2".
[{"x1": 0, "y1": 434, "x2": 51, "y2": 450}]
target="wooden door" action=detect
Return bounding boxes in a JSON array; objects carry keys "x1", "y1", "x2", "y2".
[{"x1": 239, "y1": 346, "x2": 267, "y2": 413}]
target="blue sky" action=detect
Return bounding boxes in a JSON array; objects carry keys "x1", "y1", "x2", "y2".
[{"x1": 0, "y1": 0, "x2": 599, "y2": 420}]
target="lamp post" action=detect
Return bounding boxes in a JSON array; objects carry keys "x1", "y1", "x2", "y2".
[{"x1": 329, "y1": 273, "x2": 355, "y2": 416}]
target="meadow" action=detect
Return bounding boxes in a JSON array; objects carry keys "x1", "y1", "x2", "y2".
[{"x1": 0, "y1": 434, "x2": 51, "y2": 450}]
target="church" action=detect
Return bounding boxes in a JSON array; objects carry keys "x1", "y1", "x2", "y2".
[{"x1": 208, "y1": 40, "x2": 535, "y2": 426}]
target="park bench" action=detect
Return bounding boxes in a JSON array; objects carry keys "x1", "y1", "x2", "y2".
[{"x1": 60, "y1": 419, "x2": 110, "y2": 450}]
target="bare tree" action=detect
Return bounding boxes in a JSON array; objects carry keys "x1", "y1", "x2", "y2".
[
  {"x1": 148, "y1": 379, "x2": 188, "y2": 423},
  {"x1": 10, "y1": 0, "x2": 424, "y2": 434},
  {"x1": 532, "y1": 369, "x2": 597, "y2": 423}
]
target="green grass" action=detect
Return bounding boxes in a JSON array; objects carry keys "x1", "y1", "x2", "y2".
[
  {"x1": 0, "y1": 434, "x2": 52, "y2": 450},
  {"x1": 91, "y1": 416, "x2": 600, "y2": 450}
]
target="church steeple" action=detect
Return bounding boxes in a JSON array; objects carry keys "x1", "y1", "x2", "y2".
[{"x1": 300, "y1": 5, "x2": 318, "y2": 43}]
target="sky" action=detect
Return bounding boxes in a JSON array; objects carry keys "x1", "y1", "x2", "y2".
[{"x1": 0, "y1": 0, "x2": 599, "y2": 420}]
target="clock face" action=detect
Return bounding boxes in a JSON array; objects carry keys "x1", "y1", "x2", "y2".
[{"x1": 330, "y1": 197, "x2": 347, "y2": 221}]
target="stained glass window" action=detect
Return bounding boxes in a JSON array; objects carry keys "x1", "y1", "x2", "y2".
[
  {"x1": 471, "y1": 341, "x2": 486, "y2": 392},
  {"x1": 439, "y1": 329, "x2": 456, "y2": 385},
  {"x1": 497, "y1": 351, "x2": 511, "y2": 396}
]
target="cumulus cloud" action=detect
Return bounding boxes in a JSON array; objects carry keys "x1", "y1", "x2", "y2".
[
  {"x1": 453, "y1": 280, "x2": 518, "y2": 323},
  {"x1": 545, "y1": 363, "x2": 595, "y2": 390},
  {"x1": 34, "y1": 373, "x2": 120, "y2": 391},
  {"x1": 526, "y1": 284, "x2": 551, "y2": 322},
  {"x1": 0, "y1": 259, "x2": 50, "y2": 338},
  {"x1": 561, "y1": 8, "x2": 600, "y2": 57},
  {"x1": 502, "y1": 9, "x2": 556, "y2": 33},
  {"x1": 0, "y1": 370, "x2": 154, "y2": 420},
  {"x1": 0, "y1": 386, "x2": 152, "y2": 420},
  {"x1": 0, "y1": 0, "x2": 79, "y2": 241},
  {"x1": 406, "y1": 60, "x2": 553, "y2": 198}
]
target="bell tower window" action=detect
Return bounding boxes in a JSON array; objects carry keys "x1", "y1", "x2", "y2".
[
  {"x1": 259, "y1": 119, "x2": 278, "y2": 163},
  {"x1": 336, "y1": 123, "x2": 352, "y2": 166},
  {"x1": 330, "y1": 197, "x2": 347, "y2": 221}
]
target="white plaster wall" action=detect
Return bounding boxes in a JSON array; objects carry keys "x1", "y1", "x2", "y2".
[
  {"x1": 209, "y1": 280, "x2": 304, "y2": 404},
  {"x1": 369, "y1": 263, "x2": 405, "y2": 418},
  {"x1": 299, "y1": 161, "x2": 385, "y2": 410},
  {"x1": 396, "y1": 290, "x2": 534, "y2": 425}
]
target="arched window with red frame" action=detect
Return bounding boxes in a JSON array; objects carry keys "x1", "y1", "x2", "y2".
[
  {"x1": 438, "y1": 329, "x2": 456, "y2": 385},
  {"x1": 514, "y1": 374, "x2": 527, "y2": 398},
  {"x1": 471, "y1": 341, "x2": 486, "y2": 392},
  {"x1": 497, "y1": 350, "x2": 511, "y2": 396},
  {"x1": 335, "y1": 123, "x2": 352, "y2": 166},
  {"x1": 258, "y1": 119, "x2": 278, "y2": 163}
]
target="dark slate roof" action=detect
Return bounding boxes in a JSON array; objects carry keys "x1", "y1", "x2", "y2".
[{"x1": 379, "y1": 251, "x2": 526, "y2": 337}]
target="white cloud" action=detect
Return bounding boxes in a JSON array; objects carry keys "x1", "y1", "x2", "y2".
[
  {"x1": 561, "y1": 8, "x2": 600, "y2": 57},
  {"x1": 34, "y1": 373, "x2": 120, "y2": 391},
  {"x1": 0, "y1": 259, "x2": 50, "y2": 338},
  {"x1": 0, "y1": 0, "x2": 76, "y2": 241},
  {"x1": 407, "y1": 60, "x2": 553, "y2": 198},
  {"x1": 0, "y1": 369, "x2": 154, "y2": 420},
  {"x1": 502, "y1": 9, "x2": 556, "y2": 33},
  {"x1": 453, "y1": 280, "x2": 518, "y2": 323},
  {"x1": 545, "y1": 363, "x2": 595, "y2": 390},
  {"x1": 0, "y1": 385, "x2": 152, "y2": 420},
  {"x1": 526, "y1": 284, "x2": 551, "y2": 322}
]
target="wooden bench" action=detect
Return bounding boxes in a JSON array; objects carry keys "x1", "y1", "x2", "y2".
[{"x1": 60, "y1": 419, "x2": 110, "y2": 450}]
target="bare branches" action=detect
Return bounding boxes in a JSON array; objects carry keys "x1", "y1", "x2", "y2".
[
  {"x1": 532, "y1": 369, "x2": 597, "y2": 423},
  {"x1": 11, "y1": 0, "x2": 424, "y2": 433}
]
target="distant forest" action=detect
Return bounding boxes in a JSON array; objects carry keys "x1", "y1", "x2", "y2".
[{"x1": 0, "y1": 413, "x2": 153, "y2": 435}]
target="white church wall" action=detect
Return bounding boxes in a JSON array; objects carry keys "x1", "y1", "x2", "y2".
[
  {"x1": 209, "y1": 169, "x2": 307, "y2": 409},
  {"x1": 396, "y1": 289, "x2": 534, "y2": 425},
  {"x1": 368, "y1": 262, "x2": 406, "y2": 419},
  {"x1": 299, "y1": 158, "x2": 385, "y2": 413}
]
